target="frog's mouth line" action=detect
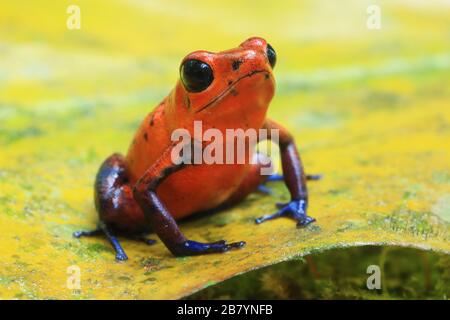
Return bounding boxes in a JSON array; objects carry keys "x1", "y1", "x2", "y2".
[{"x1": 196, "y1": 69, "x2": 270, "y2": 113}]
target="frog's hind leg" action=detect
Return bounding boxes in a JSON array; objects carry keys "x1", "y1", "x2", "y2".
[{"x1": 73, "y1": 153, "x2": 154, "y2": 261}]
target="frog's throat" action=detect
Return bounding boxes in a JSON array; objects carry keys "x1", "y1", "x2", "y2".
[{"x1": 195, "y1": 69, "x2": 270, "y2": 113}]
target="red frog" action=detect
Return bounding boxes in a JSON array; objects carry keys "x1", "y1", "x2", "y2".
[{"x1": 74, "y1": 37, "x2": 319, "y2": 261}]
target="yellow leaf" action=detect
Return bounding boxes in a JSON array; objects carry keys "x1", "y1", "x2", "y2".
[{"x1": 0, "y1": 0, "x2": 449, "y2": 299}]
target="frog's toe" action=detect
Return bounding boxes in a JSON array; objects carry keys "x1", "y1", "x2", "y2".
[
  {"x1": 115, "y1": 252, "x2": 128, "y2": 261},
  {"x1": 210, "y1": 240, "x2": 246, "y2": 252},
  {"x1": 226, "y1": 241, "x2": 246, "y2": 250},
  {"x1": 73, "y1": 230, "x2": 83, "y2": 238},
  {"x1": 73, "y1": 228, "x2": 101, "y2": 238}
]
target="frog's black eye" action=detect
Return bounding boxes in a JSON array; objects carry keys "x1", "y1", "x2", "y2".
[
  {"x1": 266, "y1": 43, "x2": 276, "y2": 69},
  {"x1": 180, "y1": 59, "x2": 214, "y2": 92}
]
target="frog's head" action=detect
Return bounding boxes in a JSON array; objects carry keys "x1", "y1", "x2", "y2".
[{"x1": 170, "y1": 37, "x2": 276, "y2": 126}]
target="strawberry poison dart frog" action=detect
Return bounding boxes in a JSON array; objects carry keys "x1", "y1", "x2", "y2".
[{"x1": 74, "y1": 37, "x2": 319, "y2": 261}]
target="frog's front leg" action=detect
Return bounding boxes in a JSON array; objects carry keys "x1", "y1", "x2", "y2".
[
  {"x1": 255, "y1": 119, "x2": 316, "y2": 227},
  {"x1": 133, "y1": 145, "x2": 245, "y2": 257}
]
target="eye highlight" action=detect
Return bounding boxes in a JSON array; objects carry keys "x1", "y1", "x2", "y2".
[
  {"x1": 180, "y1": 59, "x2": 214, "y2": 92},
  {"x1": 266, "y1": 43, "x2": 276, "y2": 68}
]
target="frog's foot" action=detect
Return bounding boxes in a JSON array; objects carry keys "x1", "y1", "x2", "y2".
[
  {"x1": 255, "y1": 199, "x2": 316, "y2": 227},
  {"x1": 171, "y1": 240, "x2": 246, "y2": 256}
]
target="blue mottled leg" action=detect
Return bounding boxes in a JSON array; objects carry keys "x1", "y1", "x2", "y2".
[{"x1": 257, "y1": 119, "x2": 320, "y2": 228}]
